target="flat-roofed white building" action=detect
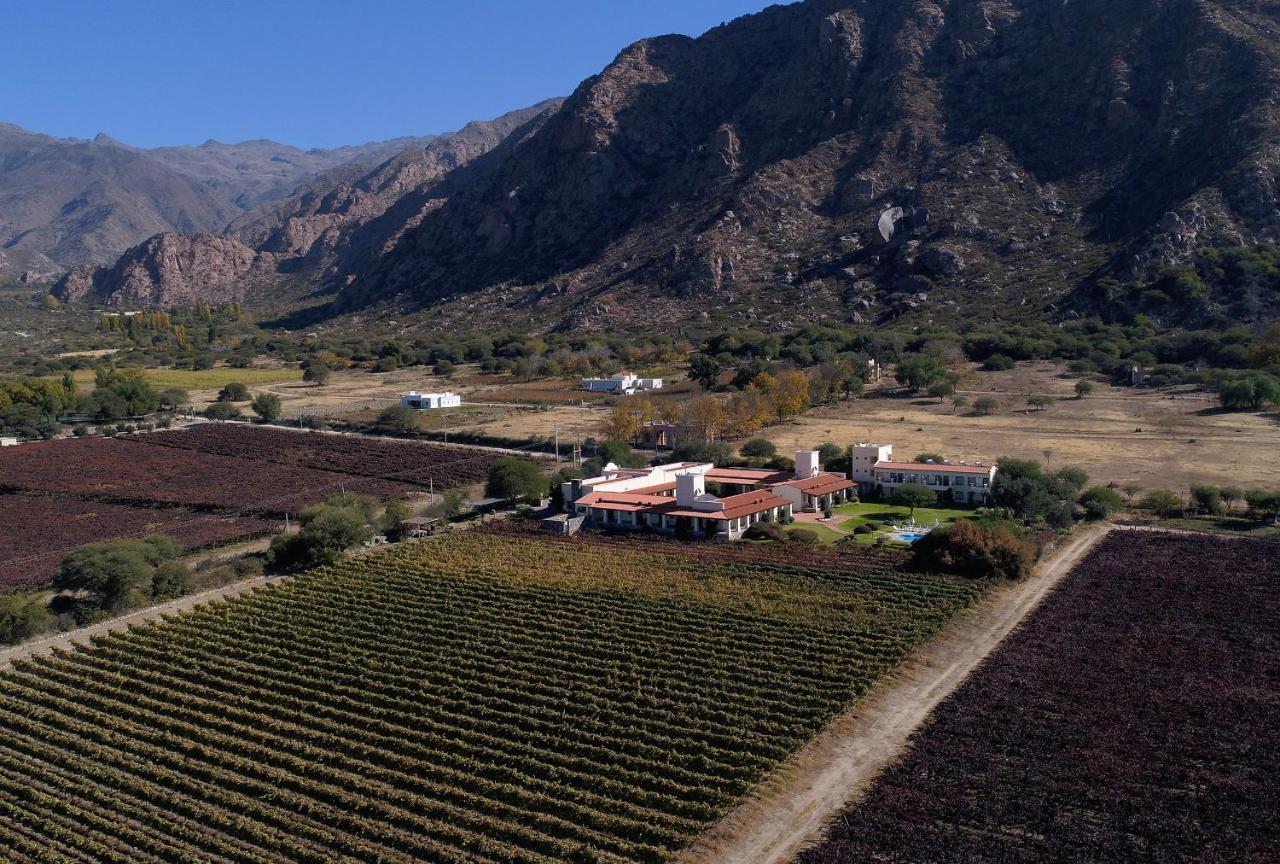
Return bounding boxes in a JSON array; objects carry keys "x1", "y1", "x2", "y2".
[
  {"x1": 399, "y1": 391, "x2": 462, "y2": 410},
  {"x1": 580, "y1": 372, "x2": 663, "y2": 395},
  {"x1": 850, "y1": 443, "x2": 997, "y2": 505}
]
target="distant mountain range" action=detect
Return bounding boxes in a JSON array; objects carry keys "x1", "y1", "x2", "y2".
[
  {"x1": 0, "y1": 122, "x2": 439, "y2": 279},
  {"x1": 50, "y1": 0, "x2": 1280, "y2": 332}
]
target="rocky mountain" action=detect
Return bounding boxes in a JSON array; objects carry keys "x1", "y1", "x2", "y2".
[
  {"x1": 52, "y1": 0, "x2": 1280, "y2": 331},
  {"x1": 0, "y1": 123, "x2": 438, "y2": 279},
  {"x1": 0, "y1": 123, "x2": 242, "y2": 274},
  {"x1": 54, "y1": 101, "x2": 561, "y2": 306},
  {"x1": 330, "y1": 0, "x2": 1278, "y2": 332},
  {"x1": 147, "y1": 135, "x2": 440, "y2": 209}
]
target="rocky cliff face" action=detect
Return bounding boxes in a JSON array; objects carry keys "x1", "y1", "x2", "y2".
[
  {"x1": 55, "y1": 234, "x2": 263, "y2": 306},
  {"x1": 338, "y1": 0, "x2": 1280, "y2": 331},
  {"x1": 53, "y1": 102, "x2": 560, "y2": 306}
]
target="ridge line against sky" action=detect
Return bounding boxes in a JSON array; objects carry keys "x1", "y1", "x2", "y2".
[{"x1": 3, "y1": 0, "x2": 774, "y2": 150}]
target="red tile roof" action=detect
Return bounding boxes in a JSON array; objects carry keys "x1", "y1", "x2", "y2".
[
  {"x1": 873, "y1": 461, "x2": 994, "y2": 474},
  {"x1": 706, "y1": 467, "x2": 794, "y2": 485},
  {"x1": 772, "y1": 473, "x2": 855, "y2": 495}
]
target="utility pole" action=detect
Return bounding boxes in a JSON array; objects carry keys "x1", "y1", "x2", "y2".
[
  {"x1": 429, "y1": 477, "x2": 434, "y2": 504},
  {"x1": 554, "y1": 425, "x2": 560, "y2": 462}
]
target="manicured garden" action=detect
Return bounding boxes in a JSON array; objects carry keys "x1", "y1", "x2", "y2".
[{"x1": 834, "y1": 502, "x2": 972, "y2": 545}]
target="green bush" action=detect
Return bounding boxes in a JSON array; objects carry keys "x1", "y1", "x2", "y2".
[
  {"x1": 787, "y1": 528, "x2": 820, "y2": 545},
  {"x1": 912, "y1": 519, "x2": 1036, "y2": 580},
  {"x1": 1078, "y1": 486, "x2": 1124, "y2": 520}
]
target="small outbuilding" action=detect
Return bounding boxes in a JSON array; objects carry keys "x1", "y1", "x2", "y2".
[{"x1": 400, "y1": 391, "x2": 462, "y2": 410}]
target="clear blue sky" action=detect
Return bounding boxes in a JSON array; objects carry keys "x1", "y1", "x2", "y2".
[{"x1": 4, "y1": 0, "x2": 774, "y2": 150}]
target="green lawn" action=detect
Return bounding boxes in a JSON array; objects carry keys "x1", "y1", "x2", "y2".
[
  {"x1": 835, "y1": 502, "x2": 974, "y2": 544},
  {"x1": 783, "y1": 522, "x2": 847, "y2": 545}
]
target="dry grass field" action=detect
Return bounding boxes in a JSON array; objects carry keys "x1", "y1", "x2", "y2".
[
  {"x1": 177, "y1": 360, "x2": 1278, "y2": 492},
  {"x1": 763, "y1": 363, "x2": 1280, "y2": 491}
]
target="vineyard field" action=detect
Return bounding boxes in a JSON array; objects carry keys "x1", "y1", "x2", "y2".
[
  {"x1": 0, "y1": 436, "x2": 418, "y2": 513},
  {"x1": 798, "y1": 531, "x2": 1280, "y2": 864},
  {"x1": 0, "y1": 495, "x2": 278, "y2": 591},
  {"x1": 0, "y1": 530, "x2": 979, "y2": 863},
  {"x1": 134, "y1": 423, "x2": 502, "y2": 490}
]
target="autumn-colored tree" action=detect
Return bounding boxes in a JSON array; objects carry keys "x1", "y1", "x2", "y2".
[
  {"x1": 681, "y1": 395, "x2": 726, "y2": 442},
  {"x1": 601, "y1": 397, "x2": 654, "y2": 444},
  {"x1": 752, "y1": 370, "x2": 810, "y2": 422}
]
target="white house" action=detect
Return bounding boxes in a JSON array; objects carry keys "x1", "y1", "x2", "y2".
[
  {"x1": 0, "y1": 437, "x2": 18, "y2": 447},
  {"x1": 580, "y1": 372, "x2": 664, "y2": 395},
  {"x1": 850, "y1": 443, "x2": 997, "y2": 505},
  {"x1": 400, "y1": 391, "x2": 462, "y2": 410}
]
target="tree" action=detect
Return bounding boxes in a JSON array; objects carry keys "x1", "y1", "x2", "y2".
[
  {"x1": 1122, "y1": 483, "x2": 1144, "y2": 503},
  {"x1": 895, "y1": 354, "x2": 948, "y2": 391},
  {"x1": 602, "y1": 398, "x2": 653, "y2": 444},
  {"x1": 1139, "y1": 489, "x2": 1182, "y2": 518},
  {"x1": 1053, "y1": 465, "x2": 1089, "y2": 493},
  {"x1": 150, "y1": 561, "x2": 194, "y2": 600},
  {"x1": 302, "y1": 361, "x2": 331, "y2": 386},
  {"x1": 1074, "y1": 380, "x2": 1095, "y2": 399},
  {"x1": 269, "y1": 497, "x2": 375, "y2": 568},
  {"x1": 951, "y1": 395, "x2": 969, "y2": 415},
  {"x1": 687, "y1": 354, "x2": 723, "y2": 391},
  {"x1": 741, "y1": 438, "x2": 778, "y2": 459},
  {"x1": 485, "y1": 457, "x2": 548, "y2": 503},
  {"x1": 0, "y1": 593, "x2": 54, "y2": 645},
  {"x1": 158, "y1": 387, "x2": 190, "y2": 412},
  {"x1": 1026, "y1": 394, "x2": 1054, "y2": 411},
  {"x1": 752, "y1": 370, "x2": 810, "y2": 422},
  {"x1": 973, "y1": 396, "x2": 1000, "y2": 416},
  {"x1": 1079, "y1": 486, "x2": 1124, "y2": 520},
  {"x1": 1221, "y1": 486, "x2": 1244, "y2": 514},
  {"x1": 434, "y1": 360, "x2": 456, "y2": 377},
  {"x1": 912, "y1": 519, "x2": 1036, "y2": 580},
  {"x1": 53, "y1": 536, "x2": 181, "y2": 622},
  {"x1": 596, "y1": 440, "x2": 646, "y2": 468},
  {"x1": 1244, "y1": 489, "x2": 1280, "y2": 523},
  {"x1": 914, "y1": 452, "x2": 945, "y2": 464},
  {"x1": 672, "y1": 440, "x2": 732, "y2": 464},
  {"x1": 890, "y1": 483, "x2": 935, "y2": 518},
  {"x1": 217, "y1": 382, "x2": 250, "y2": 403},
  {"x1": 203, "y1": 401, "x2": 241, "y2": 421},
  {"x1": 378, "y1": 404, "x2": 420, "y2": 435},
  {"x1": 250, "y1": 393, "x2": 282, "y2": 423},
  {"x1": 1190, "y1": 484, "x2": 1224, "y2": 516},
  {"x1": 379, "y1": 499, "x2": 413, "y2": 539},
  {"x1": 1218, "y1": 373, "x2": 1280, "y2": 410},
  {"x1": 927, "y1": 380, "x2": 955, "y2": 403}
]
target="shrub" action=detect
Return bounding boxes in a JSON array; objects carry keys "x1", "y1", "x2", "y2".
[
  {"x1": 377, "y1": 405, "x2": 420, "y2": 435},
  {"x1": 740, "y1": 438, "x2": 778, "y2": 459},
  {"x1": 744, "y1": 523, "x2": 786, "y2": 542},
  {"x1": 1218, "y1": 373, "x2": 1280, "y2": 410},
  {"x1": 1078, "y1": 486, "x2": 1124, "y2": 520},
  {"x1": 0, "y1": 592, "x2": 55, "y2": 645},
  {"x1": 983, "y1": 354, "x2": 1015, "y2": 371},
  {"x1": 150, "y1": 561, "x2": 194, "y2": 600},
  {"x1": 853, "y1": 524, "x2": 875, "y2": 535},
  {"x1": 1190, "y1": 484, "x2": 1224, "y2": 516},
  {"x1": 972, "y1": 396, "x2": 1000, "y2": 416},
  {"x1": 1074, "y1": 380, "x2": 1095, "y2": 399},
  {"x1": 250, "y1": 393, "x2": 283, "y2": 423},
  {"x1": 1139, "y1": 489, "x2": 1183, "y2": 517},
  {"x1": 787, "y1": 528, "x2": 820, "y2": 545},
  {"x1": 203, "y1": 401, "x2": 241, "y2": 421},
  {"x1": 912, "y1": 519, "x2": 1036, "y2": 580},
  {"x1": 216, "y1": 382, "x2": 250, "y2": 403}
]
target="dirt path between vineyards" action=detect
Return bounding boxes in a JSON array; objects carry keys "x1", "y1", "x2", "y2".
[
  {"x1": 0, "y1": 572, "x2": 292, "y2": 670},
  {"x1": 676, "y1": 522, "x2": 1112, "y2": 864}
]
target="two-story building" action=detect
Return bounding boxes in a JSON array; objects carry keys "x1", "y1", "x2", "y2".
[{"x1": 849, "y1": 443, "x2": 997, "y2": 505}]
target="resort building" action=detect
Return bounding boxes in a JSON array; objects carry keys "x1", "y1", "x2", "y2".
[
  {"x1": 562, "y1": 450, "x2": 855, "y2": 540},
  {"x1": 399, "y1": 391, "x2": 462, "y2": 410},
  {"x1": 849, "y1": 443, "x2": 997, "y2": 505},
  {"x1": 580, "y1": 372, "x2": 664, "y2": 395}
]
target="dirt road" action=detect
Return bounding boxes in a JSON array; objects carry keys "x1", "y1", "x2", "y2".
[
  {"x1": 0, "y1": 572, "x2": 290, "y2": 670},
  {"x1": 676, "y1": 523, "x2": 1111, "y2": 864}
]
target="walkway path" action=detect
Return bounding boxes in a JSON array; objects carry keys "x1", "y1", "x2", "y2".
[{"x1": 676, "y1": 522, "x2": 1112, "y2": 864}]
